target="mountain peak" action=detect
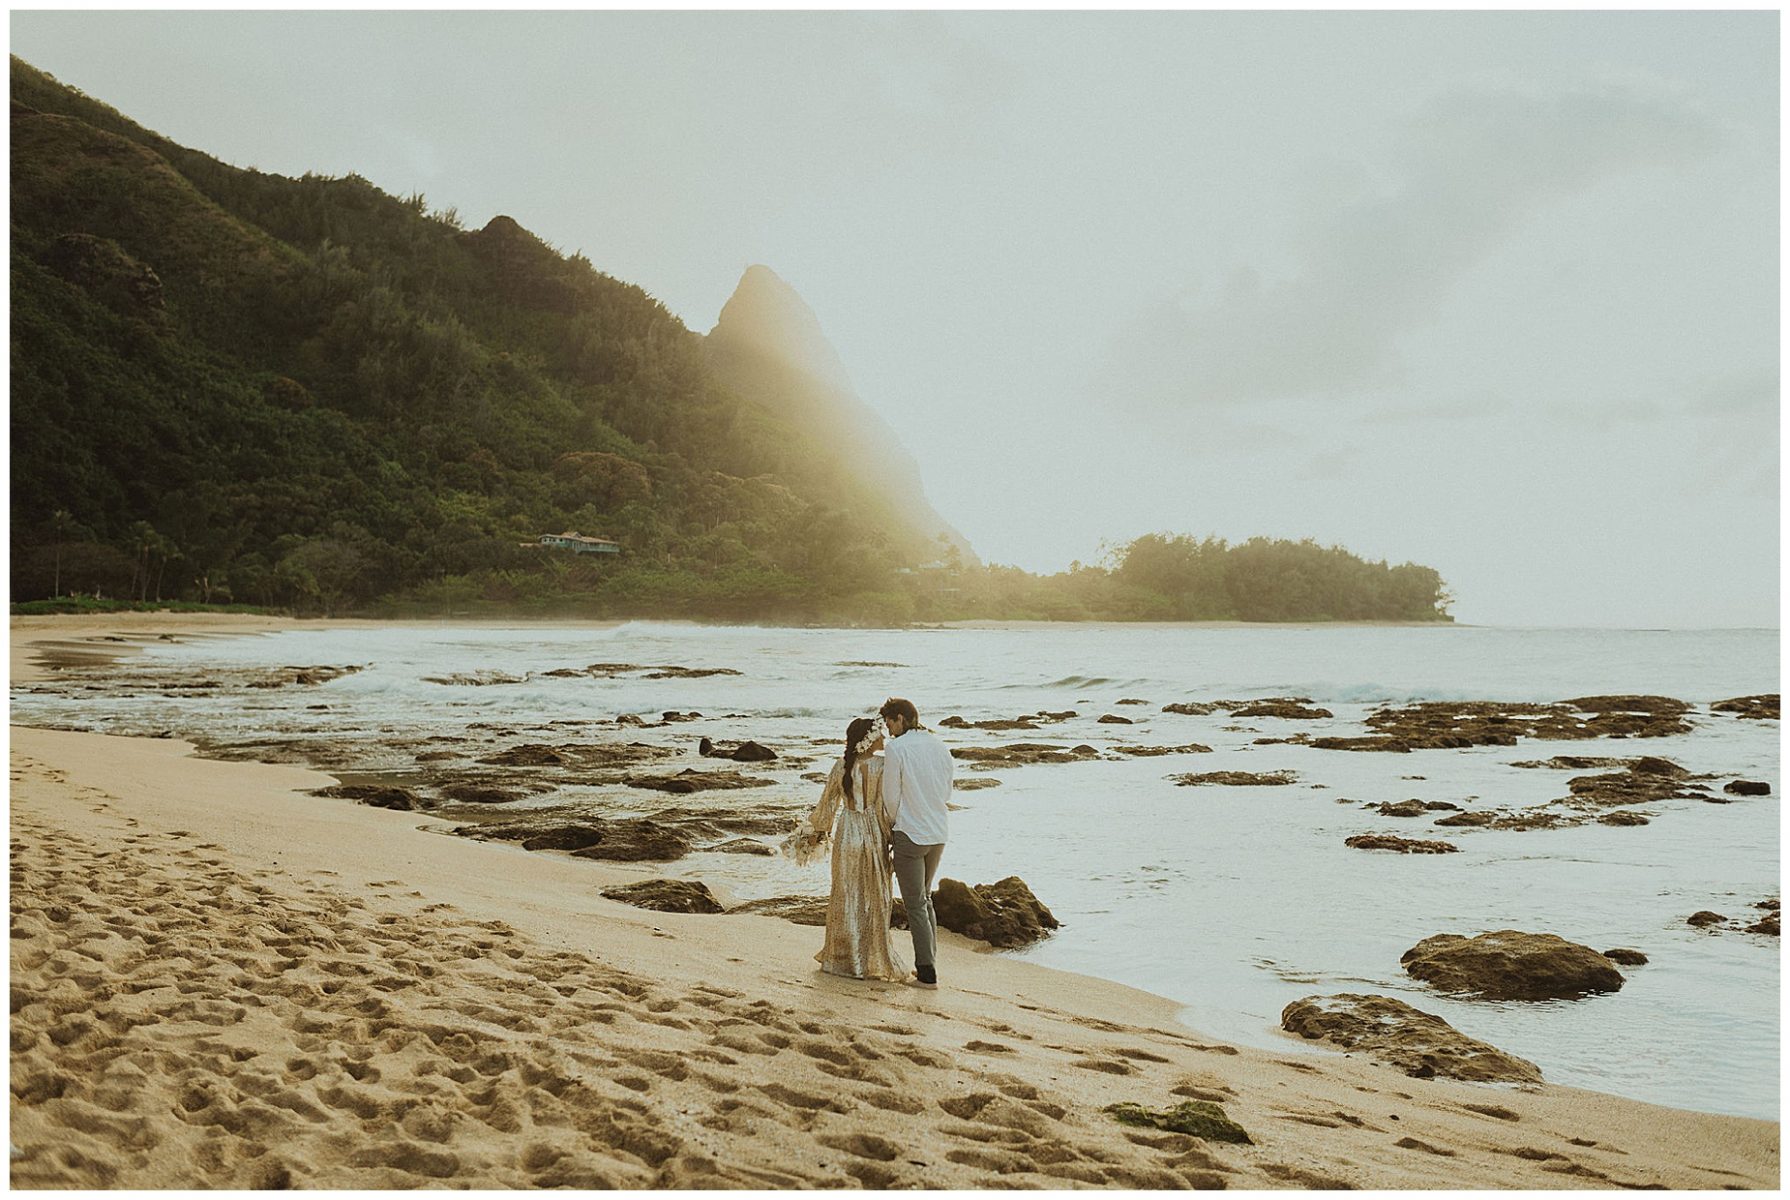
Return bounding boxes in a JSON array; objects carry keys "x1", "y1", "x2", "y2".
[{"x1": 709, "y1": 265, "x2": 851, "y2": 390}]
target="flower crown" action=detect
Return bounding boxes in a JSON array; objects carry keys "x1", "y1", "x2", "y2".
[{"x1": 852, "y1": 717, "x2": 886, "y2": 757}]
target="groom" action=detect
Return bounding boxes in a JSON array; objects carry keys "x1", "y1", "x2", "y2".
[{"x1": 879, "y1": 697, "x2": 953, "y2": 990}]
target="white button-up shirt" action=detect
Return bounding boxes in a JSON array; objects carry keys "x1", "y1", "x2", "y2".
[{"x1": 882, "y1": 727, "x2": 953, "y2": 845}]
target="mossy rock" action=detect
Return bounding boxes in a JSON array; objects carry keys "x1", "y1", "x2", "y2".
[{"x1": 1103, "y1": 1100, "x2": 1252, "y2": 1144}]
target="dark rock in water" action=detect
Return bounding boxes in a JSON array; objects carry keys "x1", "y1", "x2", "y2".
[
  {"x1": 1374, "y1": 802, "x2": 1432, "y2": 823},
  {"x1": 479, "y1": 744, "x2": 569, "y2": 767},
  {"x1": 953, "y1": 777, "x2": 1003, "y2": 790},
  {"x1": 1712, "y1": 694, "x2": 1779, "y2": 720},
  {"x1": 931, "y1": 877, "x2": 1060, "y2": 948},
  {"x1": 422, "y1": 670, "x2": 529, "y2": 686},
  {"x1": 1566, "y1": 695, "x2": 1691, "y2": 716},
  {"x1": 1509, "y1": 756, "x2": 1631, "y2": 770},
  {"x1": 661, "y1": 710, "x2": 703, "y2": 723},
  {"x1": 1312, "y1": 736, "x2": 1412, "y2": 753},
  {"x1": 414, "y1": 750, "x2": 458, "y2": 763},
  {"x1": 623, "y1": 769, "x2": 775, "y2": 793},
  {"x1": 1115, "y1": 743, "x2": 1215, "y2": 757},
  {"x1": 316, "y1": 784, "x2": 422, "y2": 811},
  {"x1": 729, "y1": 895, "x2": 830, "y2": 926},
  {"x1": 940, "y1": 715, "x2": 1040, "y2": 731},
  {"x1": 1170, "y1": 770, "x2": 1297, "y2": 787},
  {"x1": 247, "y1": 664, "x2": 365, "y2": 689},
  {"x1": 520, "y1": 825, "x2": 609, "y2": 853},
  {"x1": 1565, "y1": 764, "x2": 1702, "y2": 809},
  {"x1": 1116, "y1": 698, "x2": 1150, "y2": 706},
  {"x1": 1314, "y1": 698, "x2": 1694, "y2": 753},
  {"x1": 573, "y1": 820, "x2": 693, "y2": 862},
  {"x1": 1104, "y1": 1100, "x2": 1252, "y2": 1144},
  {"x1": 1746, "y1": 911, "x2": 1780, "y2": 937},
  {"x1": 714, "y1": 838, "x2": 773, "y2": 856},
  {"x1": 1400, "y1": 930, "x2": 1625, "y2": 1000},
  {"x1": 698, "y1": 738, "x2": 777, "y2": 763},
  {"x1": 1036, "y1": 710, "x2": 1078, "y2": 721},
  {"x1": 1097, "y1": 713, "x2": 1134, "y2": 725},
  {"x1": 1280, "y1": 993, "x2": 1542, "y2": 1084},
  {"x1": 436, "y1": 782, "x2": 523, "y2": 805},
  {"x1": 601, "y1": 879, "x2": 722, "y2": 915},
  {"x1": 1687, "y1": 910, "x2": 1728, "y2": 928},
  {"x1": 1234, "y1": 700, "x2": 1334, "y2": 720},
  {"x1": 1345, "y1": 833, "x2": 1458, "y2": 854},
  {"x1": 1597, "y1": 811, "x2": 1650, "y2": 826},
  {"x1": 1161, "y1": 701, "x2": 1220, "y2": 716},
  {"x1": 1725, "y1": 779, "x2": 1771, "y2": 796},
  {"x1": 952, "y1": 743, "x2": 1101, "y2": 769},
  {"x1": 1603, "y1": 948, "x2": 1648, "y2": 966}
]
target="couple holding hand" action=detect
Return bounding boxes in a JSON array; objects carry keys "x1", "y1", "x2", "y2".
[{"x1": 786, "y1": 698, "x2": 952, "y2": 989}]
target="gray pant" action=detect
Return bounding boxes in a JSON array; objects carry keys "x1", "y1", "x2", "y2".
[{"x1": 891, "y1": 830, "x2": 945, "y2": 970}]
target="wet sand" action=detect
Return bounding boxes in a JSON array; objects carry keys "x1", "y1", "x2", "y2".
[{"x1": 7, "y1": 617, "x2": 1778, "y2": 1189}]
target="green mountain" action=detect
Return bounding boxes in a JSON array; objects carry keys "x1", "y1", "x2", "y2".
[
  {"x1": 9, "y1": 56, "x2": 962, "y2": 618},
  {"x1": 9, "y1": 55, "x2": 1452, "y2": 624},
  {"x1": 705, "y1": 265, "x2": 975, "y2": 567}
]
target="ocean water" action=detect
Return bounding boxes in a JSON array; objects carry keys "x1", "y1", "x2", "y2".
[{"x1": 12, "y1": 621, "x2": 1780, "y2": 1119}]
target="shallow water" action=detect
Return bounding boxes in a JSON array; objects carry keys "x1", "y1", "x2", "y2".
[{"x1": 13, "y1": 621, "x2": 1780, "y2": 1119}]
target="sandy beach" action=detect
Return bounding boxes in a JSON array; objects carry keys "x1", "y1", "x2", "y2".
[{"x1": 9, "y1": 616, "x2": 1779, "y2": 1189}]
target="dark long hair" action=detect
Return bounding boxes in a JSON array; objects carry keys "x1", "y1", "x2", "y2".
[{"x1": 841, "y1": 716, "x2": 875, "y2": 801}]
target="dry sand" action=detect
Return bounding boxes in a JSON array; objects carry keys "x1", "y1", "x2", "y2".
[{"x1": 8, "y1": 617, "x2": 1779, "y2": 1189}]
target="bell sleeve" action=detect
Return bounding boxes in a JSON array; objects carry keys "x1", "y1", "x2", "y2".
[{"x1": 781, "y1": 758, "x2": 844, "y2": 865}]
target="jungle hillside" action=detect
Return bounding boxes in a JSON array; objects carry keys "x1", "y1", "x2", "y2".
[{"x1": 10, "y1": 58, "x2": 1452, "y2": 624}]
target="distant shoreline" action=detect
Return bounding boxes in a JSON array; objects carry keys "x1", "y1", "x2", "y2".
[{"x1": 929, "y1": 618, "x2": 1466, "y2": 631}]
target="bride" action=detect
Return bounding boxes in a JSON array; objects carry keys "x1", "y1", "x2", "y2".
[{"x1": 784, "y1": 716, "x2": 910, "y2": 982}]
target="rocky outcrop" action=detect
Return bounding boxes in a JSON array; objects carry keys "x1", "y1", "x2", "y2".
[
  {"x1": 1096, "y1": 714, "x2": 1134, "y2": 725},
  {"x1": 1603, "y1": 948, "x2": 1648, "y2": 966},
  {"x1": 939, "y1": 711, "x2": 1080, "y2": 731},
  {"x1": 246, "y1": 664, "x2": 365, "y2": 689},
  {"x1": 1280, "y1": 994, "x2": 1542, "y2": 1084},
  {"x1": 698, "y1": 737, "x2": 778, "y2": 763},
  {"x1": 952, "y1": 743, "x2": 1100, "y2": 769},
  {"x1": 315, "y1": 784, "x2": 424, "y2": 811},
  {"x1": 1162, "y1": 702, "x2": 1219, "y2": 716},
  {"x1": 1234, "y1": 700, "x2": 1333, "y2": 720},
  {"x1": 1114, "y1": 743, "x2": 1214, "y2": 757},
  {"x1": 1374, "y1": 799, "x2": 1460, "y2": 818},
  {"x1": 1104, "y1": 1100, "x2": 1251, "y2": 1144},
  {"x1": 601, "y1": 879, "x2": 723, "y2": 915},
  {"x1": 930, "y1": 877, "x2": 1060, "y2": 948},
  {"x1": 1688, "y1": 899, "x2": 1779, "y2": 937},
  {"x1": 43, "y1": 232, "x2": 165, "y2": 316},
  {"x1": 1169, "y1": 770, "x2": 1296, "y2": 787},
  {"x1": 1313, "y1": 697, "x2": 1693, "y2": 753},
  {"x1": 623, "y1": 769, "x2": 775, "y2": 793},
  {"x1": 572, "y1": 820, "x2": 695, "y2": 862},
  {"x1": 1724, "y1": 780, "x2": 1771, "y2": 796},
  {"x1": 728, "y1": 895, "x2": 830, "y2": 926},
  {"x1": 1400, "y1": 930, "x2": 1625, "y2": 1000},
  {"x1": 436, "y1": 782, "x2": 524, "y2": 805},
  {"x1": 1712, "y1": 694, "x2": 1779, "y2": 720},
  {"x1": 1344, "y1": 833, "x2": 1458, "y2": 854}
]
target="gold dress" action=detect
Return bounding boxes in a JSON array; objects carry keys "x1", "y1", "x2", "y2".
[{"x1": 788, "y1": 756, "x2": 909, "y2": 981}]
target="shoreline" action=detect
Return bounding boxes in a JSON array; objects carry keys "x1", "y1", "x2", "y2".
[{"x1": 9, "y1": 721, "x2": 1779, "y2": 1187}]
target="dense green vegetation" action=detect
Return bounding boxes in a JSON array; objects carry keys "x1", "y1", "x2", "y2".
[{"x1": 10, "y1": 57, "x2": 1452, "y2": 625}]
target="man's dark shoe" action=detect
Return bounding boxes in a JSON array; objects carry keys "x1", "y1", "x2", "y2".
[{"x1": 909, "y1": 964, "x2": 939, "y2": 989}]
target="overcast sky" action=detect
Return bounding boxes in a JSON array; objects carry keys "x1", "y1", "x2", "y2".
[{"x1": 11, "y1": 11, "x2": 1778, "y2": 627}]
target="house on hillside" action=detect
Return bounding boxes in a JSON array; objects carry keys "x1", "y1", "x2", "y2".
[{"x1": 530, "y1": 531, "x2": 621, "y2": 555}]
